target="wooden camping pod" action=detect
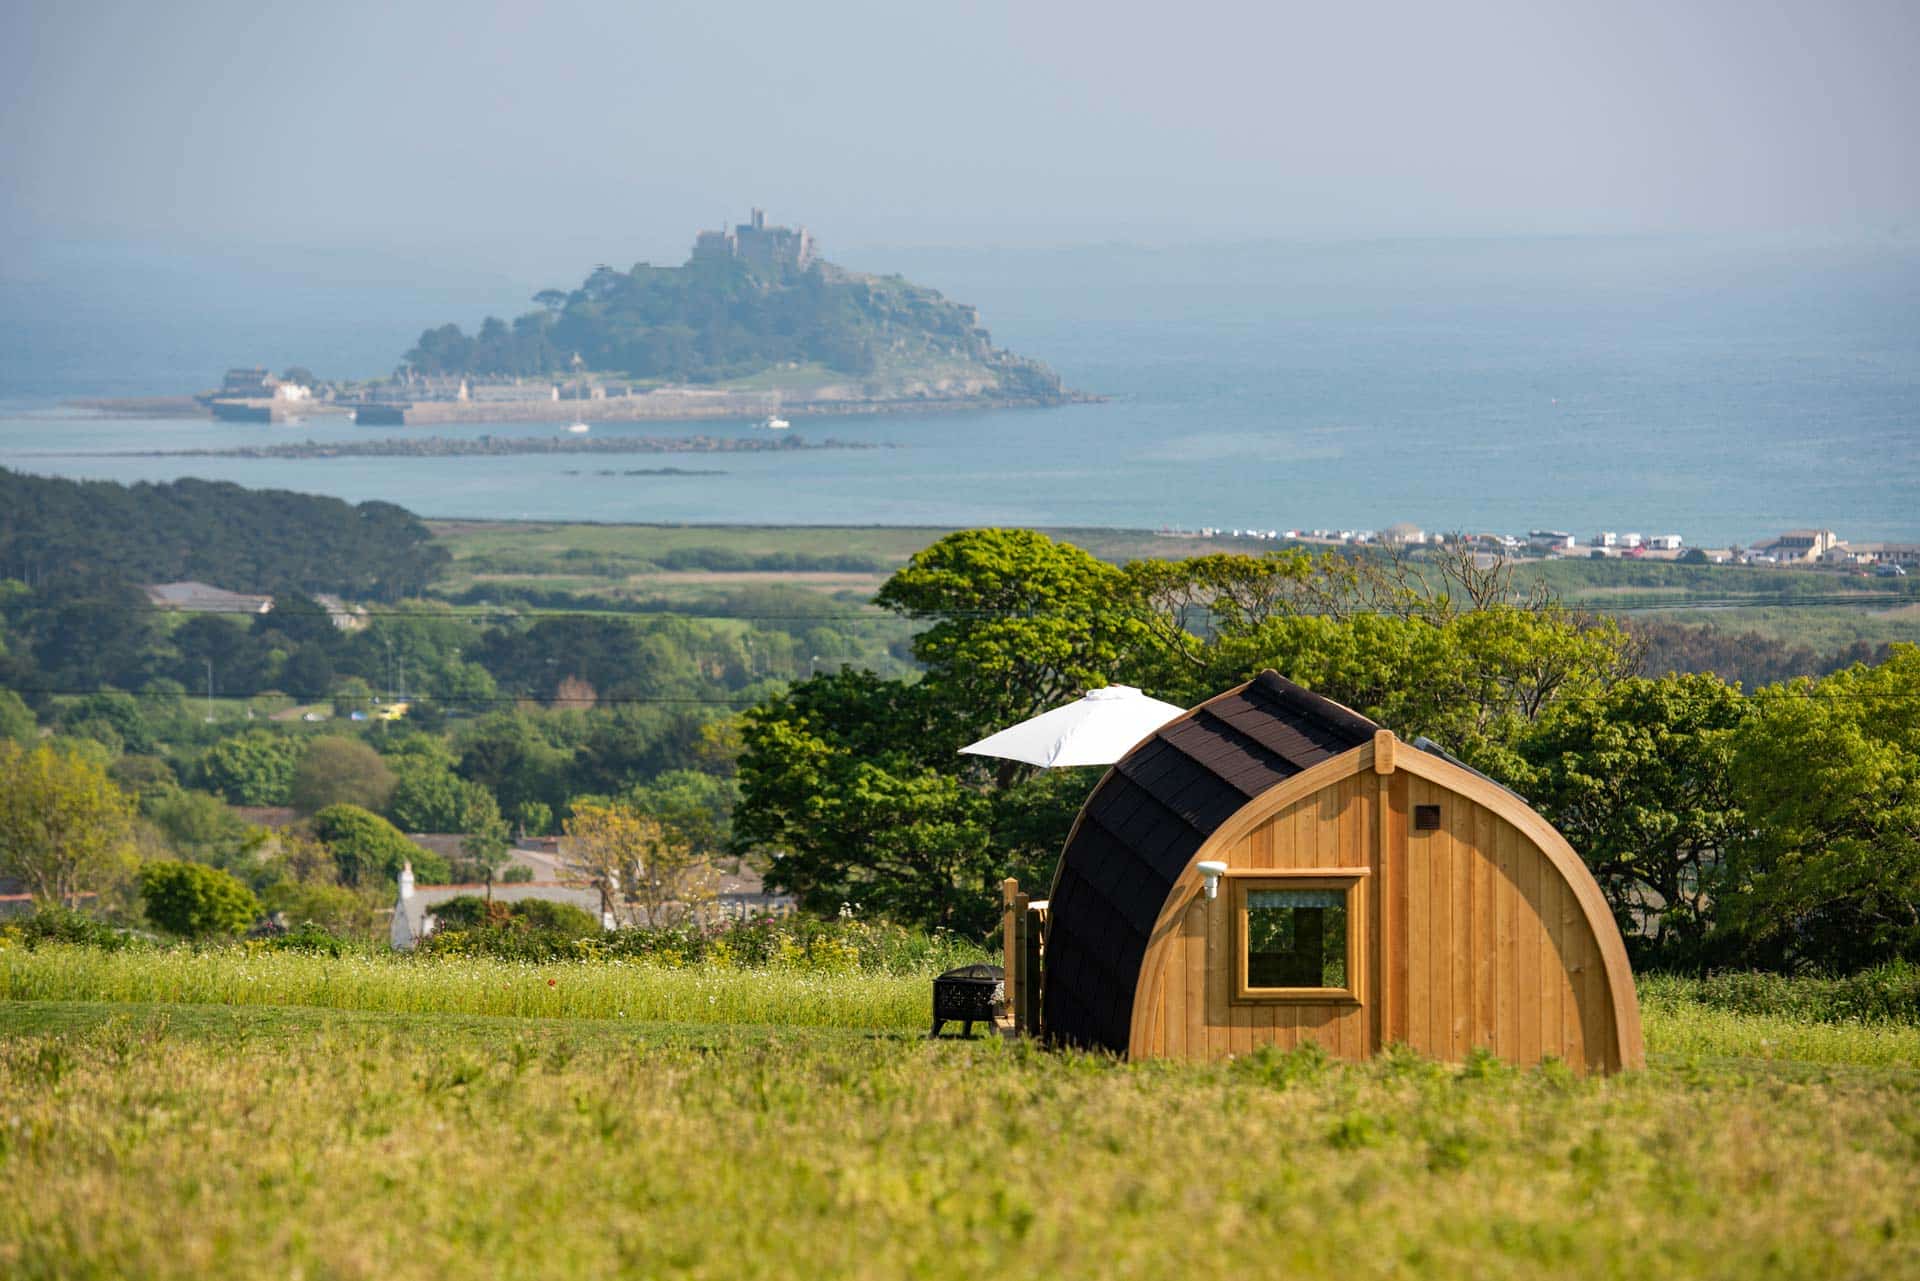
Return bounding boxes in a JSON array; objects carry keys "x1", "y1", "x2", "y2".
[{"x1": 1042, "y1": 672, "x2": 1644, "y2": 1073}]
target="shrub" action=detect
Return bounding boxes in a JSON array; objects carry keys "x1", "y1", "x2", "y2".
[
  {"x1": 311, "y1": 804, "x2": 446, "y2": 886},
  {"x1": 1657, "y1": 962, "x2": 1920, "y2": 1026},
  {"x1": 426, "y1": 896, "x2": 501, "y2": 931},
  {"x1": 5, "y1": 906, "x2": 139, "y2": 951},
  {"x1": 512, "y1": 898, "x2": 600, "y2": 937},
  {"x1": 260, "y1": 878, "x2": 373, "y2": 937},
  {"x1": 138, "y1": 860, "x2": 261, "y2": 939},
  {"x1": 501, "y1": 864, "x2": 534, "y2": 883},
  {"x1": 600, "y1": 914, "x2": 977, "y2": 974},
  {"x1": 419, "y1": 895, "x2": 600, "y2": 949},
  {"x1": 260, "y1": 920, "x2": 353, "y2": 956}
]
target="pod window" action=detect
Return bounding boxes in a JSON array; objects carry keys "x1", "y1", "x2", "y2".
[{"x1": 1230, "y1": 874, "x2": 1365, "y2": 1004}]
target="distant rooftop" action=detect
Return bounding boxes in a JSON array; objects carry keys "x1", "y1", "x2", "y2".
[{"x1": 142, "y1": 581, "x2": 274, "y2": 613}]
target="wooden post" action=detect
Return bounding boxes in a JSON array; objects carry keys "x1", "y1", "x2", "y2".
[{"x1": 1001, "y1": 878, "x2": 1023, "y2": 1035}]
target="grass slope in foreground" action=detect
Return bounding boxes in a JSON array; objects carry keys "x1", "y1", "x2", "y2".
[{"x1": 3, "y1": 950, "x2": 1919, "y2": 1280}]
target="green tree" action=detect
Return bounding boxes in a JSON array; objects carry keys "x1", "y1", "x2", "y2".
[
  {"x1": 0, "y1": 742, "x2": 138, "y2": 906},
  {"x1": 512, "y1": 799, "x2": 554, "y2": 837},
  {"x1": 1197, "y1": 605, "x2": 1634, "y2": 761},
  {"x1": 386, "y1": 761, "x2": 477, "y2": 832},
  {"x1": 564, "y1": 802, "x2": 716, "y2": 928},
  {"x1": 1719, "y1": 646, "x2": 1920, "y2": 972},
  {"x1": 147, "y1": 788, "x2": 263, "y2": 871},
  {"x1": 734, "y1": 674, "x2": 995, "y2": 931},
  {"x1": 57, "y1": 692, "x2": 156, "y2": 754},
  {"x1": 623, "y1": 768, "x2": 740, "y2": 857},
  {"x1": 0, "y1": 688, "x2": 35, "y2": 744},
  {"x1": 1507, "y1": 673, "x2": 1752, "y2": 965},
  {"x1": 109, "y1": 754, "x2": 179, "y2": 807},
  {"x1": 875, "y1": 529, "x2": 1148, "y2": 744},
  {"x1": 456, "y1": 787, "x2": 512, "y2": 886},
  {"x1": 289, "y1": 737, "x2": 396, "y2": 815},
  {"x1": 196, "y1": 731, "x2": 302, "y2": 806},
  {"x1": 311, "y1": 803, "x2": 446, "y2": 887},
  {"x1": 138, "y1": 859, "x2": 260, "y2": 937},
  {"x1": 456, "y1": 712, "x2": 571, "y2": 820}
]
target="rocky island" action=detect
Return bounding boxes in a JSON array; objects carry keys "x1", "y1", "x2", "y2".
[{"x1": 193, "y1": 210, "x2": 1087, "y2": 426}]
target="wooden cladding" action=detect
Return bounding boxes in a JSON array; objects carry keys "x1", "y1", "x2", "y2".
[{"x1": 1126, "y1": 740, "x2": 1643, "y2": 1073}]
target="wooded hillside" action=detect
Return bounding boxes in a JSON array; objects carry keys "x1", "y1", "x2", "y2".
[{"x1": 0, "y1": 469, "x2": 447, "y2": 598}]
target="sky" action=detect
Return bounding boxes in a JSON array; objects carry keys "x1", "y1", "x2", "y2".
[{"x1": 4, "y1": 0, "x2": 1918, "y2": 281}]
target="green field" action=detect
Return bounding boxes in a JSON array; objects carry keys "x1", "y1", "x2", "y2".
[
  {"x1": 2, "y1": 948, "x2": 1917, "y2": 1280},
  {"x1": 427, "y1": 519, "x2": 1204, "y2": 575}
]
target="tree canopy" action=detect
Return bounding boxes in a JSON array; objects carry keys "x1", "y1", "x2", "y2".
[
  {"x1": 138, "y1": 859, "x2": 260, "y2": 938},
  {"x1": 1719, "y1": 645, "x2": 1920, "y2": 972},
  {"x1": 0, "y1": 742, "x2": 137, "y2": 906},
  {"x1": 0, "y1": 469, "x2": 446, "y2": 599}
]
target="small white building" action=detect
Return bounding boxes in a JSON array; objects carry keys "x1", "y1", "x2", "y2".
[
  {"x1": 1593, "y1": 531, "x2": 1618, "y2": 549},
  {"x1": 1647, "y1": 534, "x2": 1683, "y2": 551}
]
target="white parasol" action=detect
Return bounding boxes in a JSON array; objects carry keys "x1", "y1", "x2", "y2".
[{"x1": 959, "y1": 685, "x2": 1188, "y2": 769}]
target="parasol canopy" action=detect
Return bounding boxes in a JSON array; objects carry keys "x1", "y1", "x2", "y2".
[{"x1": 959, "y1": 684, "x2": 1188, "y2": 769}]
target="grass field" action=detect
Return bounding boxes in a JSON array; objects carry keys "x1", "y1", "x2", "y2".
[{"x1": 2, "y1": 948, "x2": 1918, "y2": 1279}]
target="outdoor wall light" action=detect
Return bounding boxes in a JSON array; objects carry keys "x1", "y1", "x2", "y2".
[{"x1": 1197, "y1": 860, "x2": 1228, "y2": 899}]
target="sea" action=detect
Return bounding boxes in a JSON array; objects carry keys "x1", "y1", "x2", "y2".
[{"x1": 2, "y1": 235, "x2": 1916, "y2": 547}]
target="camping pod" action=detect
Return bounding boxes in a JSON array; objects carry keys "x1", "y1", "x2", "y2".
[{"x1": 1040, "y1": 672, "x2": 1644, "y2": 1073}]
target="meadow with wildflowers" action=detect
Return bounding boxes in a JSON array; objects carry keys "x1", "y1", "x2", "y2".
[{"x1": 2, "y1": 932, "x2": 1918, "y2": 1280}]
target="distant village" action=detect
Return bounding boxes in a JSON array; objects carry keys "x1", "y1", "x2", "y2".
[{"x1": 1163, "y1": 523, "x2": 1918, "y2": 575}]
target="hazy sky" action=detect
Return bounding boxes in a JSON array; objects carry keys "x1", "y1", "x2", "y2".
[{"x1": 4, "y1": 0, "x2": 1917, "y2": 275}]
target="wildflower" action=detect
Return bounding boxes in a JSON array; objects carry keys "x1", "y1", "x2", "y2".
[{"x1": 548, "y1": 978, "x2": 557, "y2": 988}]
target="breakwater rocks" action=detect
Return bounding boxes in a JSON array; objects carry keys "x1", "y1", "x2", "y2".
[{"x1": 93, "y1": 433, "x2": 878, "y2": 460}]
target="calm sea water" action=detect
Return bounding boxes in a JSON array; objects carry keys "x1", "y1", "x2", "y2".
[{"x1": 2, "y1": 236, "x2": 1915, "y2": 546}]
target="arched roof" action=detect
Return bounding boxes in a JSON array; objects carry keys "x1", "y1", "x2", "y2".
[{"x1": 1043, "y1": 671, "x2": 1380, "y2": 1052}]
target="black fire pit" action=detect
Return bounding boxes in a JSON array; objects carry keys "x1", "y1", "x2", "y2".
[{"x1": 930, "y1": 963, "x2": 1005, "y2": 1038}]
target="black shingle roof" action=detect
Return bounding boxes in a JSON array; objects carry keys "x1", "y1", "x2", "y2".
[{"x1": 1042, "y1": 671, "x2": 1379, "y2": 1054}]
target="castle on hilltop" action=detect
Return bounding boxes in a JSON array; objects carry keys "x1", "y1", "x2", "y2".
[{"x1": 691, "y1": 208, "x2": 815, "y2": 273}]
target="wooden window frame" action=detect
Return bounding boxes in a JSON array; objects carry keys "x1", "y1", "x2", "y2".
[{"x1": 1227, "y1": 868, "x2": 1368, "y2": 1006}]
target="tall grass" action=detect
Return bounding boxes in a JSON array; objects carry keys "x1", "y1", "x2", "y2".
[
  {"x1": 9, "y1": 943, "x2": 1920, "y2": 1066},
  {"x1": 0, "y1": 944, "x2": 935, "y2": 1030},
  {"x1": 1642, "y1": 963, "x2": 1920, "y2": 1025},
  {"x1": 2, "y1": 1009, "x2": 1917, "y2": 1281}
]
